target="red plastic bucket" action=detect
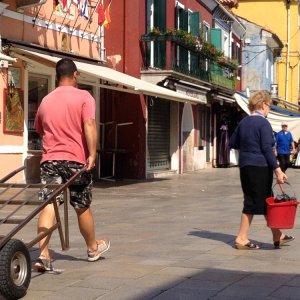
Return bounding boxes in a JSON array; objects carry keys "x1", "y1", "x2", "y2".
[{"x1": 266, "y1": 197, "x2": 299, "y2": 229}]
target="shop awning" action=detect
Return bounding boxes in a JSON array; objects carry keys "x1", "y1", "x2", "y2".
[
  {"x1": 234, "y1": 92, "x2": 300, "y2": 137},
  {"x1": 0, "y1": 52, "x2": 17, "y2": 62},
  {"x1": 14, "y1": 49, "x2": 205, "y2": 104}
]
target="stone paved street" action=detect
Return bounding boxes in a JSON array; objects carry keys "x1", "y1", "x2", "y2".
[{"x1": 2, "y1": 167, "x2": 300, "y2": 299}]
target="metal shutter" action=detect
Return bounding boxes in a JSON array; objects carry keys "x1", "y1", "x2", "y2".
[{"x1": 147, "y1": 98, "x2": 170, "y2": 170}]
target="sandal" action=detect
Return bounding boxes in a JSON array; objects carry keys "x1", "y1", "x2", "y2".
[
  {"x1": 280, "y1": 235, "x2": 295, "y2": 245},
  {"x1": 274, "y1": 235, "x2": 295, "y2": 249},
  {"x1": 235, "y1": 241, "x2": 260, "y2": 250},
  {"x1": 34, "y1": 256, "x2": 53, "y2": 272}
]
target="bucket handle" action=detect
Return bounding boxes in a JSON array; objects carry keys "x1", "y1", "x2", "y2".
[{"x1": 272, "y1": 182, "x2": 296, "y2": 199}]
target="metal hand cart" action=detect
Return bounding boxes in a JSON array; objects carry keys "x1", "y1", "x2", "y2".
[{"x1": 0, "y1": 166, "x2": 86, "y2": 300}]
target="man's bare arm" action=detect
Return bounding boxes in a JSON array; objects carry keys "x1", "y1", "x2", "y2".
[{"x1": 84, "y1": 119, "x2": 97, "y2": 171}]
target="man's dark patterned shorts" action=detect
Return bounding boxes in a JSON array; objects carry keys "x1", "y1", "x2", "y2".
[{"x1": 39, "y1": 160, "x2": 92, "y2": 208}]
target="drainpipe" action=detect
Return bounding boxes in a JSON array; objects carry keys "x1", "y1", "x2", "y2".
[{"x1": 285, "y1": 0, "x2": 291, "y2": 101}]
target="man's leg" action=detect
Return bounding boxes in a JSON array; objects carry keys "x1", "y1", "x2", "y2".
[
  {"x1": 37, "y1": 203, "x2": 56, "y2": 258},
  {"x1": 34, "y1": 201, "x2": 61, "y2": 271},
  {"x1": 68, "y1": 163, "x2": 110, "y2": 261},
  {"x1": 277, "y1": 154, "x2": 286, "y2": 172},
  {"x1": 75, "y1": 207, "x2": 97, "y2": 251},
  {"x1": 74, "y1": 207, "x2": 110, "y2": 261},
  {"x1": 284, "y1": 154, "x2": 291, "y2": 171},
  {"x1": 35, "y1": 161, "x2": 63, "y2": 271}
]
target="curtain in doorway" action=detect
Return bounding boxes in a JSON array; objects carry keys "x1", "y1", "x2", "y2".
[{"x1": 218, "y1": 124, "x2": 230, "y2": 166}]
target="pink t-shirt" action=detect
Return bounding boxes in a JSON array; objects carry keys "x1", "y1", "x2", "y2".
[{"x1": 34, "y1": 86, "x2": 96, "y2": 164}]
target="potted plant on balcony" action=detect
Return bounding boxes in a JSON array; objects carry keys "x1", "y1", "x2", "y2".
[
  {"x1": 200, "y1": 41, "x2": 223, "y2": 59},
  {"x1": 141, "y1": 27, "x2": 163, "y2": 41},
  {"x1": 217, "y1": 57, "x2": 239, "y2": 70}
]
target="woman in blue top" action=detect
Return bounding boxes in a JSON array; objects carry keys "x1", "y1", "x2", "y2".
[{"x1": 229, "y1": 91, "x2": 294, "y2": 250}]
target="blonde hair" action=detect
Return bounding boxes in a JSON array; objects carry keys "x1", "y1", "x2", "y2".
[{"x1": 248, "y1": 91, "x2": 272, "y2": 113}]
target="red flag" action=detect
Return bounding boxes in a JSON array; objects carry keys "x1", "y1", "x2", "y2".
[
  {"x1": 97, "y1": 3, "x2": 105, "y2": 26},
  {"x1": 61, "y1": 0, "x2": 68, "y2": 8},
  {"x1": 103, "y1": 0, "x2": 111, "y2": 28}
]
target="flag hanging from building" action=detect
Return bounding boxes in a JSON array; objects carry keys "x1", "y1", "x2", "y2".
[
  {"x1": 79, "y1": 0, "x2": 89, "y2": 19},
  {"x1": 103, "y1": 0, "x2": 111, "y2": 28},
  {"x1": 97, "y1": 2, "x2": 105, "y2": 25},
  {"x1": 60, "y1": 0, "x2": 68, "y2": 9},
  {"x1": 72, "y1": 0, "x2": 80, "y2": 10}
]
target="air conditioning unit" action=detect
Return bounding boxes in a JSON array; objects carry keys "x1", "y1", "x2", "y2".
[{"x1": 270, "y1": 84, "x2": 278, "y2": 98}]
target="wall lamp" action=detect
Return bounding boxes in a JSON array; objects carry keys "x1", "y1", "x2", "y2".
[{"x1": 8, "y1": 81, "x2": 16, "y2": 98}]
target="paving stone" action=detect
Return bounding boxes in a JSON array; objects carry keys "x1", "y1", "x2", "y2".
[
  {"x1": 3, "y1": 167, "x2": 300, "y2": 300},
  {"x1": 269, "y1": 286, "x2": 300, "y2": 299}
]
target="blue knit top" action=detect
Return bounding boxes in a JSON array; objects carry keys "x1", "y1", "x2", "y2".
[{"x1": 229, "y1": 114, "x2": 279, "y2": 170}]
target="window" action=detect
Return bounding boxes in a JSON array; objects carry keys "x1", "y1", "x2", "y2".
[
  {"x1": 175, "y1": 4, "x2": 200, "y2": 74},
  {"x1": 28, "y1": 74, "x2": 49, "y2": 150},
  {"x1": 147, "y1": 0, "x2": 166, "y2": 68},
  {"x1": 231, "y1": 41, "x2": 235, "y2": 59},
  {"x1": 202, "y1": 22, "x2": 210, "y2": 42},
  {"x1": 223, "y1": 32, "x2": 229, "y2": 57},
  {"x1": 236, "y1": 43, "x2": 241, "y2": 79}
]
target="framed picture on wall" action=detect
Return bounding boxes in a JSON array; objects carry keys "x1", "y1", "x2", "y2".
[
  {"x1": 3, "y1": 88, "x2": 24, "y2": 134},
  {"x1": 8, "y1": 67, "x2": 21, "y2": 88}
]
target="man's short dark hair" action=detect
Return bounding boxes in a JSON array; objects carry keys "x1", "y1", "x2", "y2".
[{"x1": 56, "y1": 58, "x2": 77, "y2": 81}]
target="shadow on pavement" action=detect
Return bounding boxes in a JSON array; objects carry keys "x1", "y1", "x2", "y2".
[
  {"x1": 188, "y1": 229, "x2": 277, "y2": 250},
  {"x1": 93, "y1": 177, "x2": 169, "y2": 189},
  {"x1": 126, "y1": 268, "x2": 300, "y2": 300}
]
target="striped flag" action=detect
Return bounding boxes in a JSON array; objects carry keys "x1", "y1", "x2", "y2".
[
  {"x1": 79, "y1": 0, "x2": 89, "y2": 19},
  {"x1": 103, "y1": 0, "x2": 111, "y2": 28}
]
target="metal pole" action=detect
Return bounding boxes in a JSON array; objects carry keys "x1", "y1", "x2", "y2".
[
  {"x1": 69, "y1": 13, "x2": 80, "y2": 34},
  {"x1": 285, "y1": 0, "x2": 291, "y2": 101},
  {"x1": 60, "y1": 1, "x2": 75, "y2": 32},
  {"x1": 92, "y1": 25, "x2": 100, "y2": 41}
]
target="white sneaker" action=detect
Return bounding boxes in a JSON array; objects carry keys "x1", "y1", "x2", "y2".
[{"x1": 87, "y1": 238, "x2": 110, "y2": 262}]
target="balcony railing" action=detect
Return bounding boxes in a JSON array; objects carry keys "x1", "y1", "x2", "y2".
[{"x1": 141, "y1": 33, "x2": 238, "y2": 91}]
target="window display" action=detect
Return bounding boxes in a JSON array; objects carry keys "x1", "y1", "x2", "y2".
[{"x1": 28, "y1": 75, "x2": 49, "y2": 150}]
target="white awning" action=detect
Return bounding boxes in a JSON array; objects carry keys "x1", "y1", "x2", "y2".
[
  {"x1": 15, "y1": 49, "x2": 205, "y2": 104},
  {"x1": 234, "y1": 92, "x2": 300, "y2": 138},
  {"x1": 0, "y1": 52, "x2": 16, "y2": 62}
]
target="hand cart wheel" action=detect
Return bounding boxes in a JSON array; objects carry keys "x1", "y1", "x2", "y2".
[{"x1": 0, "y1": 239, "x2": 31, "y2": 300}]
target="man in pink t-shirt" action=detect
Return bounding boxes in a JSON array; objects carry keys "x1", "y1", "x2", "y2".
[{"x1": 33, "y1": 58, "x2": 110, "y2": 271}]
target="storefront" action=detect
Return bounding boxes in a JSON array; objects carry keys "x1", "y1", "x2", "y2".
[{"x1": 0, "y1": 43, "x2": 202, "y2": 182}]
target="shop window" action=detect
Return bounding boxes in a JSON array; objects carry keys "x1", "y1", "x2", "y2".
[{"x1": 28, "y1": 74, "x2": 49, "y2": 150}]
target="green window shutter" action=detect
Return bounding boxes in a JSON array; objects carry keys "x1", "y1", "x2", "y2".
[
  {"x1": 153, "y1": 0, "x2": 166, "y2": 69},
  {"x1": 178, "y1": 7, "x2": 188, "y2": 71},
  {"x1": 190, "y1": 12, "x2": 200, "y2": 36},
  {"x1": 179, "y1": 8, "x2": 188, "y2": 31},
  {"x1": 190, "y1": 12, "x2": 200, "y2": 73},
  {"x1": 154, "y1": 41, "x2": 166, "y2": 69},
  {"x1": 146, "y1": 0, "x2": 151, "y2": 32},
  {"x1": 154, "y1": 0, "x2": 166, "y2": 31},
  {"x1": 210, "y1": 28, "x2": 222, "y2": 51},
  {"x1": 175, "y1": 6, "x2": 179, "y2": 28}
]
